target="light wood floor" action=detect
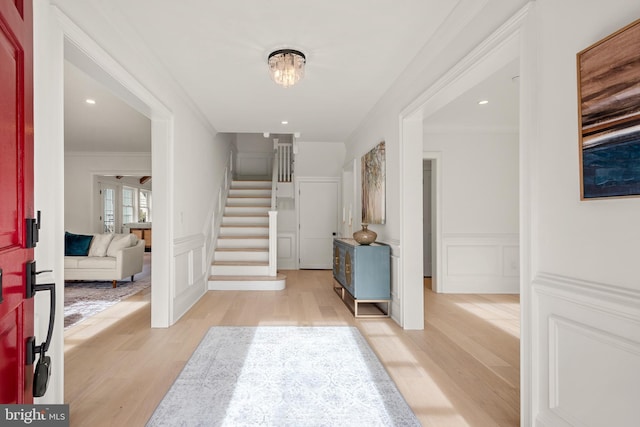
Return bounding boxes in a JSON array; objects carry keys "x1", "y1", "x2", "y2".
[{"x1": 64, "y1": 270, "x2": 519, "y2": 426}]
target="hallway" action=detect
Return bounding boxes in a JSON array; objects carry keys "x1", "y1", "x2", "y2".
[{"x1": 64, "y1": 270, "x2": 519, "y2": 426}]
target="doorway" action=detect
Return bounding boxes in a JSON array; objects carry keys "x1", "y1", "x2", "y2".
[
  {"x1": 423, "y1": 160, "x2": 433, "y2": 282},
  {"x1": 297, "y1": 178, "x2": 340, "y2": 269},
  {"x1": 63, "y1": 56, "x2": 154, "y2": 331}
]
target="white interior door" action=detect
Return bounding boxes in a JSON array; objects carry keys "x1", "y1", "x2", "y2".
[
  {"x1": 423, "y1": 162, "x2": 432, "y2": 276},
  {"x1": 298, "y1": 179, "x2": 339, "y2": 269}
]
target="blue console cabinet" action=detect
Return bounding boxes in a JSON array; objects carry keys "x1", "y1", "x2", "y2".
[{"x1": 332, "y1": 238, "x2": 390, "y2": 317}]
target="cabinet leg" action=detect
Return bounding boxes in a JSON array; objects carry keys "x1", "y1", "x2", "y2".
[{"x1": 112, "y1": 280, "x2": 117, "y2": 288}]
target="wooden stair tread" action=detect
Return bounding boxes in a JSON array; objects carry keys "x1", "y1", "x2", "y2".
[
  {"x1": 213, "y1": 261, "x2": 268, "y2": 266},
  {"x1": 224, "y1": 213, "x2": 268, "y2": 217},
  {"x1": 227, "y1": 196, "x2": 271, "y2": 199},
  {"x1": 209, "y1": 273, "x2": 286, "y2": 281}
]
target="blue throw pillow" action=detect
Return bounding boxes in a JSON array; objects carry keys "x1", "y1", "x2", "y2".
[{"x1": 65, "y1": 232, "x2": 93, "y2": 256}]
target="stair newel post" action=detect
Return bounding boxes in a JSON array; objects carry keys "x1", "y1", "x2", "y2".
[
  {"x1": 268, "y1": 147, "x2": 279, "y2": 277},
  {"x1": 268, "y1": 211, "x2": 278, "y2": 276}
]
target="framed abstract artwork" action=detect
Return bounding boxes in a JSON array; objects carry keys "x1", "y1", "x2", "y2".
[
  {"x1": 361, "y1": 141, "x2": 386, "y2": 224},
  {"x1": 577, "y1": 18, "x2": 640, "y2": 199}
]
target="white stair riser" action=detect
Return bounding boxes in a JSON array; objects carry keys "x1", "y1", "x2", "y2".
[
  {"x1": 220, "y1": 227, "x2": 269, "y2": 236},
  {"x1": 214, "y1": 251, "x2": 269, "y2": 262},
  {"x1": 226, "y1": 197, "x2": 271, "y2": 206},
  {"x1": 222, "y1": 216, "x2": 268, "y2": 225},
  {"x1": 208, "y1": 279, "x2": 285, "y2": 291},
  {"x1": 211, "y1": 265, "x2": 270, "y2": 276},
  {"x1": 231, "y1": 181, "x2": 272, "y2": 189},
  {"x1": 225, "y1": 206, "x2": 270, "y2": 215},
  {"x1": 228, "y1": 189, "x2": 272, "y2": 197},
  {"x1": 217, "y1": 238, "x2": 268, "y2": 248}
]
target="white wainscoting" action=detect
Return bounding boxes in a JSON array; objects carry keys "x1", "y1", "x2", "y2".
[
  {"x1": 441, "y1": 233, "x2": 519, "y2": 293},
  {"x1": 173, "y1": 234, "x2": 207, "y2": 320},
  {"x1": 277, "y1": 232, "x2": 297, "y2": 270},
  {"x1": 236, "y1": 152, "x2": 272, "y2": 180},
  {"x1": 533, "y1": 273, "x2": 640, "y2": 427}
]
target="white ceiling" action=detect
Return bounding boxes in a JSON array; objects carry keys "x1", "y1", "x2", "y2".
[
  {"x1": 64, "y1": 61, "x2": 151, "y2": 152},
  {"x1": 423, "y1": 58, "x2": 520, "y2": 131},
  {"x1": 63, "y1": 0, "x2": 521, "y2": 151}
]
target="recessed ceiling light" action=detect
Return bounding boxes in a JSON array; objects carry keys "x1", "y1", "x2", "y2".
[
  {"x1": 281, "y1": 120, "x2": 288, "y2": 125},
  {"x1": 85, "y1": 99, "x2": 96, "y2": 105},
  {"x1": 478, "y1": 100, "x2": 489, "y2": 105}
]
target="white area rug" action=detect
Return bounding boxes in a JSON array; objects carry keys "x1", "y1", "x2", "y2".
[{"x1": 147, "y1": 326, "x2": 420, "y2": 427}]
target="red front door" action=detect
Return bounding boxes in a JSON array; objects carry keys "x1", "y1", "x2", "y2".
[{"x1": 0, "y1": 0, "x2": 34, "y2": 404}]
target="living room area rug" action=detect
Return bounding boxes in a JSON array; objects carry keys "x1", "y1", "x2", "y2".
[
  {"x1": 146, "y1": 326, "x2": 420, "y2": 427},
  {"x1": 64, "y1": 253, "x2": 151, "y2": 329}
]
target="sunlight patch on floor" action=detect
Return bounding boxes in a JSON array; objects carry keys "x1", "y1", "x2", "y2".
[
  {"x1": 355, "y1": 320, "x2": 468, "y2": 426},
  {"x1": 453, "y1": 302, "x2": 520, "y2": 338},
  {"x1": 64, "y1": 300, "x2": 149, "y2": 353}
]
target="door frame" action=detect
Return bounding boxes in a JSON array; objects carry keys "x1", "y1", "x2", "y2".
[
  {"x1": 32, "y1": 4, "x2": 176, "y2": 402},
  {"x1": 422, "y1": 153, "x2": 442, "y2": 293},
  {"x1": 398, "y1": 2, "x2": 531, "y2": 422},
  {"x1": 295, "y1": 176, "x2": 341, "y2": 269},
  {"x1": 59, "y1": 13, "x2": 173, "y2": 328}
]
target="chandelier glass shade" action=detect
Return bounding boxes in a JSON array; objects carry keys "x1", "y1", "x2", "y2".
[{"x1": 268, "y1": 49, "x2": 306, "y2": 88}]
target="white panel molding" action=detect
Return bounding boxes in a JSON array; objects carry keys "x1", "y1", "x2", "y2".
[
  {"x1": 277, "y1": 232, "x2": 297, "y2": 270},
  {"x1": 533, "y1": 273, "x2": 640, "y2": 427},
  {"x1": 441, "y1": 233, "x2": 519, "y2": 293},
  {"x1": 173, "y1": 234, "x2": 207, "y2": 320},
  {"x1": 548, "y1": 316, "x2": 640, "y2": 427}
]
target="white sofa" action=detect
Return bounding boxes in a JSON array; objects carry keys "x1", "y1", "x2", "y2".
[{"x1": 64, "y1": 233, "x2": 145, "y2": 288}]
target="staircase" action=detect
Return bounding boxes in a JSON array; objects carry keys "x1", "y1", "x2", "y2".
[{"x1": 208, "y1": 180, "x2": 286, "y2": 290}]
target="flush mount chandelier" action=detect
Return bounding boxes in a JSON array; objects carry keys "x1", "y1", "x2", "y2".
[{"x1": 268, "y1": 49, "x2": 306, "y2": 88}]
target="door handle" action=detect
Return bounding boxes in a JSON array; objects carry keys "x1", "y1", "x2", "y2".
[
  {"x1": 30, "y1": 282, "x2": 56, "y2": 355},
  {"x1": 24, "y1": 261, "x2": 56, "y2": 397}
]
